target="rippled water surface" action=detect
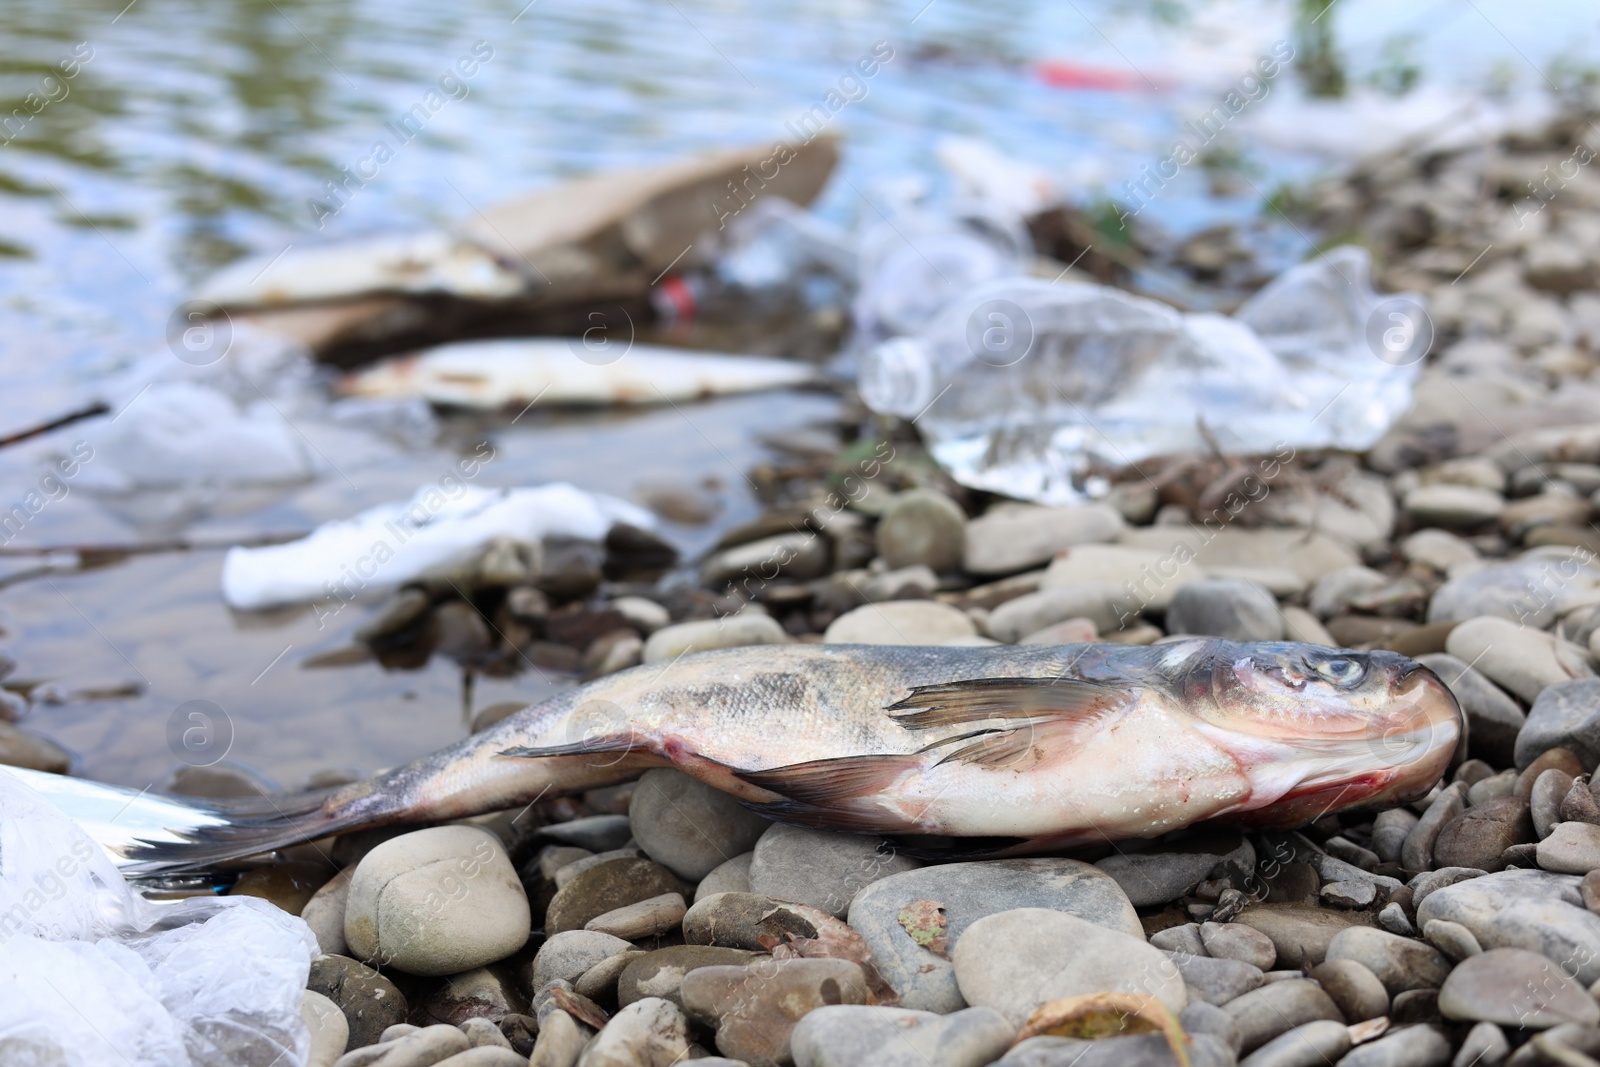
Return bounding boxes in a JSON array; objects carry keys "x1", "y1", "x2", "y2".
[{"x1": 0, "y1": 0, "x2": 1595, "y2": 788}]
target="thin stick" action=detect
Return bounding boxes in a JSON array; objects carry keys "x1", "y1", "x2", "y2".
[
  {"x1": 0, "y1": 401, "x2": 110, "y2": 449},
  {"x1": 0, "y1": 531, "x2": 307, "y2": 560}
]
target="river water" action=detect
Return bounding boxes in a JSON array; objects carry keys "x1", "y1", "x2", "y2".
[{"x1": 0, "y1": 0, "x2": 1594, "y2": 789}]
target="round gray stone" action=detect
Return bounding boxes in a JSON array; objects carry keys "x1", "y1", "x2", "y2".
[
  {"x1": 790, "y1": 1005, "x2": 1015, "y2": 1067},
  {"x1": 1164, "y1": 580, "x2": 1284, "y2": 641},
  {"x1": 629, "y1": 769, "x2": 771, "y2": 881},
  {"x1": 748, "y1": 823, "x2": 920, "y2": 918},
  {"x1": 1517, "y1": 679, "x2": 1600, "y2": 771},
  {"x1": 846, "y1": 858, "x2": 1141, "y2": 1012},
  {"x1": 1439, "y1": 947, "x2": 1600, "y2": 1028},
  {"x1": 1325, "y1": 927, "x2": 1451, "y2": 996},
  {"x1": 952, "y1": 908, "x2": 1185, "y2": 1029}
]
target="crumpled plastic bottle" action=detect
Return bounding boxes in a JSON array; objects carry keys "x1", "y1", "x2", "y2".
[
  {"x1": 859, "y1": 246, "x2": 1425, "y2": 504},
  {"x1": 0, "y1": 770, "x2": 318, "y2": 1067}
]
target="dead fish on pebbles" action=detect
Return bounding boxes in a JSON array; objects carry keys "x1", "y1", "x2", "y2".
[
  {"x1": 338, "y1": 338, "x2": 817, "y2": 408},
  {"x1": 15, "y1": 640, "x2": 1462, "y2": 875}
]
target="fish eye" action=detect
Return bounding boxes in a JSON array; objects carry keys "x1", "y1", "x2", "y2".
[{"x1": 1313, "y1": 656, "x2": 1365, "y2": 686}]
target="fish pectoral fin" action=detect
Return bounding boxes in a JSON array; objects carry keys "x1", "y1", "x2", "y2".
[
  {"x1": 928, "y1": 727, "x2": 1042, "y2": 769},
  {"x1": 886, "y1": 676, "x2": 1127, "y2": 731},
  {"x1": 736, "y1": 752, "x2": 920, "y2": 806}
]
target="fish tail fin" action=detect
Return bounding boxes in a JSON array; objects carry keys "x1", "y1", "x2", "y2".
[{"x1": 0, "y1": 764, "x2": 402, "y2": 878}]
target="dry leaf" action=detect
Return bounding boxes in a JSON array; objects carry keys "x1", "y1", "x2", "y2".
[{"x1": 1016, "y1": 991, "x2": 1190, "y2": 1067}]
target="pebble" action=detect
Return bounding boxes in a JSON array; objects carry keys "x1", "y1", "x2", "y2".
[
  {"x1": 875, "y1": 489, "x2": 970, "y2": 565},
  {"x1": 1415, "y1": 653, "x2": 1526, "y2": 768},
  {"x1": 584, "y1": 892, "x2": 686, "y2": 939},
  {"x1": 1433, "y1": 797, "x2": 1533, "y2": 872},
  {"x1": 540, "y1": 814, "x2": 634, "y2": 852},
  {"x1": 1222, "y1": 979, "x2": 1343, "y2": 1055},
  {"x1": 1538, "y1": 821, "x2": 1600, "y2": 873},
  {"x1": 419, "y1": 966, "x2": 525, "y2": 1027},
  {"x1": 628, "y1": 768, "x2": 770, "y2": 881},
  {"x1": 1422, "y1": 919, "x2": 1482, "y2": 962},
  {"x1": 951, "y1": 908, "x2": 1186, "y2": 1028},
  {"x1": 1311, "y1": 567, "x2": 1393, "y2": 621},
  {"x1": 1404, "y1": 782, "x2": 1468, "y2": 872},
  {"x1": 545, "y1": 857, "x2": 682, "y2": 935},
  {"x1": 1452, "y1": 1021, "x2": 1509, "y2": 1067},
  {"x1": 681, "y1": 958, "x2": 869, "y2": 1066},
  {"x1": 528, "y1": 1009, "x2": 588, "y2": 1067},
  {"x1": 1517, "y1": 679, "x2": 1600, "y2": 770},
  {"x1": 847, "y1": 857, "x2": 1141, "y2": 1011},
  {"x1": 611, "y1": 595, "x2": 669, "y2": 634},
  {"x1": 575, "y1": 997, "x2": 689, "y2": 1067},
  {"x1": 1517, "y1": 748, "x2": 1587, "y2": 798},
  {"x1": 1018, "y1": 617, "x2": 1099, "y2": 645},
  {"x1": 1309, "y1": 959, "x2": 1390, "y2": 1022},
  {"x1": 1404, "y1": 484, "x2": 1506, "y2": 527},
  {"x1": 529, "y1": 932, "x2": 634, "y2": 990},
  {"x1": 0, "y1": 722, "x2": 70, "y2": 773},
  {"x1": 1235, "y1": 904, "x2": 1373, "y2": 968},
  {"x1": 1166, "y1": 950, "x2": 1266, "y2": 1006},
  {"x1": 1439, "y1": 947, "x2": 1600, "y2": 1028},
  {"x1": 1445, "y1": 615, "x2": 1593, "y2": 704},
  {"x1": 986, "y1": 583, "x2": 1128, "y2": 641},
  {"x1": 789, "y1": 1005, "x2": 1016, "y2": 1067},
  {"x1": 302, "y1": 990, "x2": 349, "y2": 1067},
  {"x1": 1326, "y1": 928, "x2": 1452, "y2": 996},
  {"x1": 554, "y1": 847, "x2": 642, "y2": 889},
  {"x1": 695, "y1": 853, "x2": 753, "y2": 902},
  {"x1": 1468, "y1": 770, "x2": 1517, "y2": 807},
  {"x1": 1401, "y1": 529, "x2": 1479, "y2": 572},
  {"x1": 1282, "y1": 605, "x2": 1337, "y2": 646},
  {"x1": 342, "y1": 827, "x2": 528, "y2": 977},
  {"x1": 355, "y1": 1024, "x2": 470, "y2": 1066},
  {"x1": 1333, "y1": 1024, "x2": 1450, "y2": 1067},
  {"x1": 1416, "y1": 868, "x2": 1600, "y2": 985},
  {"x1": 1323, "y1": 881, "x2": 1378, "y2": 909},
  {"x1": 1373, "y1": 809, "x2": 1421, "y2": 864},
  {"x1": 1429, "y1": 556, "x2": 1600, "y2": 628},
  {"x1": 300, "y1": 868, "x2": 354, "y2": 956},
  {"x1": 1150, "y1": 923, "x2": 1207, "y2": 955},
  {"x1": 1378, "y1": 903, "x2": 1415, "y2": 936},
  {"x1": 1533, "y1": 769, "x2": 1575, "y2": 838},
  {"x1": 574, "y1": 949, "x2": 645, "y2": 1002},
  {"x1": 682, "y1": 892, "x2": 829, "y2": 950},
  {"x1": 1200, "y1": 921, "x2": 1278, "y2": 970},
  {"x1": 860, "y1": 564, "x2": 939, "y2": 602},
  {"x1": 996, "y1": 1032, "x2": 1236, "y2": 1067},
  {"x1": 700, "y1": 532, "x2": 831, "y2": 587},
  {"x1": 641, "y1": 614, "x2": 789, "y2": 663},
  {"x1": 1238, "y1": 1018, "x2": 1350, "y2": 1067},
  {"x1": 822, "y1": 600, "x2": 979, "y2": 645},
  {"x1": 962, "y1": 502, "x2": 1123, "y2": 577},
  {"x1": 1164, "y1": 579, "x2": 1284, "y2": 641},
  {"x1": 616, "y1": 945, "x2": 761, "y2": 1009},
  {"x1": 1094, "y1": 834, "x2": 1255, "y2": 906},
  {"x1": 308, "y1": 954, "x2": 409, "y2": 1051},
  {"x1": 747, "y1": 823, "x2": 920, "y2": 918}
]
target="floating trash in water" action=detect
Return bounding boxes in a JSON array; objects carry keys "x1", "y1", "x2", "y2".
[
  {"x1": 860, "y1": 246, "x2": 1425, "y2": 504},
  {"x1": 220, "y1": 481, "x2": 654, "y2": 610}
]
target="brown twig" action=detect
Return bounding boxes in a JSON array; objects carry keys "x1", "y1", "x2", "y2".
[{"x1": 0, "y1": 401, "x2": 110, "y2": 449}]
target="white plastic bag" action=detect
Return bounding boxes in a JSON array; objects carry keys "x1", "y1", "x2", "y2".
[
  {"x1": 220, "y1": 481, "x2": 657, "y2": 609},
  {"x1": 0, "y1": 771, "x2": 318, "y2": 1067}
]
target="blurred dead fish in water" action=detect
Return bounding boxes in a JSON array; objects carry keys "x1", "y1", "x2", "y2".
[
  {"x1": 190, "y1": 137, "x2": 840, "y2": 363},
  {"x1": 13, "y1": 639, "x2": 1462, "y2": 877},
  {"x1": 338, "y1": 338, "x2": 817, "y2": 408},
  {"x1": 195, "y1": 231, "x2": 526, "y2": 307}
]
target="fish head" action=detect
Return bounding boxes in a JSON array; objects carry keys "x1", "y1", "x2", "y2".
[{"x1": 1183, "y1": 640, "x2": 1463, "y2": 825}]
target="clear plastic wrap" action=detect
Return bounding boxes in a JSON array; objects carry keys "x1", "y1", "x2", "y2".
[
  {"x1": 860, "y1": 247, "x2": 1425, "y2": 503},
  {"x1": 0, "y1": 771, "x2": 318, "y2": 1067}
]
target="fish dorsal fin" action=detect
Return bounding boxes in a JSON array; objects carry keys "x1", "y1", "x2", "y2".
[{"x1": 887, "y1": 676, "x2": 1125, "y2": 731}]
